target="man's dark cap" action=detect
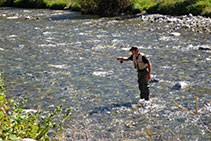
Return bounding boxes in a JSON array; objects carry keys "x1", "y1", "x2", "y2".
[{"x1": 129, "y1": 47, "x2": 138, "y2": 51}]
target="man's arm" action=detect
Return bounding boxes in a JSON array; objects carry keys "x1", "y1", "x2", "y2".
[
  {"x1": 147, "y1": 61, "x2": 151, "y2": 80},
  {"x1": 116, "y1": 57, "x2": 130, "y2": 61},
  {"x1": 142, "y1": 55, "x2": 151, "y2": 80}
]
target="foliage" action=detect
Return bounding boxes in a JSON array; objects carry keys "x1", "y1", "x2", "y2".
[
  {"x1": 0, "y1": 77, "x2": 72, "y2": 140},
  {"x1": 188, "y1": 0, "x2": 211, "y2": 16},
  {"x1": 78, "y1": 0, "x2": 132, "y2": 16},
  {"x1": 127, "y1": 0, "x2": 157, "y2": 14},
  {"x1": 70, "y1": 1, "x2": 81, "y2": 11},
  {"x1": 45, "y1": 0, "x2": 70, "y2": 9},
  {"x1": 139, "y1": 0, "x2": 211, "y2": 16},
  {"x1": 128, "y1": 0, "x2": 211, "y2": 16},
  {"x1": 0, "y1": 0, "x2": 14, "y2": 6},
  {"x1": 0, "y1": 0, "x2": 70, "y2": 9},
  {"x1": 13, "y1": 0, "x2": 47, "y2": 8},
  {"x1": 146, "y1": 0, "x2": 190, "y2": 15}
]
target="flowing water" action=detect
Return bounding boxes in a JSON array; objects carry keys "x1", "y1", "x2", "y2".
[{"x1": 0, "y1": 7, "x2": 211, "y2": 140}]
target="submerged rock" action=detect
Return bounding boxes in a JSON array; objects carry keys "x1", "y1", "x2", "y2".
[
  {"x1": 171, "y1": 81, "x2": 189, "y2": 90},
  {"x1": 149, "y1": 78, "x2": 159, "y2": 83},
  {"x1": 199, "y1": 47, "x2": 211, "y2": 51},
  {"x1": 169, "y1": 32, "x2": 181, "y2": 36}
]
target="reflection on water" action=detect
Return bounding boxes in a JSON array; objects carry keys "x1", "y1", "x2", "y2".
[{"x1": 0, "y1": 7, "x2": 211, "y2": 140}]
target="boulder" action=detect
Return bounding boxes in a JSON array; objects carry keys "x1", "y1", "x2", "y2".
[
  {"x1": 171, "y1": 81, "x2": 189, "y2": 90},
  {"x1": 149, "y1": 78, "x2": 159, "y2": 83},
  {"x1": 199, "y1": 47, "x2": 211, "y2": 51}
]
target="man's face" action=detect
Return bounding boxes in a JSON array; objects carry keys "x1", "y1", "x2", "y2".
[{"x1": 131, "y1": 50, "x2": 137, "y2": 55}]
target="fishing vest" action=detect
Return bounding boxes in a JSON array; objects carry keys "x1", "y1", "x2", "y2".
[{"x1": 133, "y1": 53, "x2": 148, "y2": 70}]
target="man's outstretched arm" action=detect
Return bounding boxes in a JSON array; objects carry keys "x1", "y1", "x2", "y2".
[{"x1": 116, "y1": 57, "x2": 130, "y2": 61}]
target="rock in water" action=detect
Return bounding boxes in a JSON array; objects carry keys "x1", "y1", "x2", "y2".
[
  {"x1": 171, "y1": 81, "x2": 189, "y2": 90},
  {"x1": 169, "y1": 32, "x2": 181, "y2": 36},
  {"x1": 199, "y1": 47, "x2": 211, "y2": 51},
  {"x1": 149, "y1": 78, "x2": 159, "y2": 83}
]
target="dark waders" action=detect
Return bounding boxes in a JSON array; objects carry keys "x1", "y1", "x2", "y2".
[{"x1": 138, "y1": 69, "x2": 149, "y2": 100}]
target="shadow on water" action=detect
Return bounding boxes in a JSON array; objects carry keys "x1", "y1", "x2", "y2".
[
  {"x1": 50, "y1": 11, "x2": 99, "y2": 21},
  {"x1": 88, "y1": 101, "x2": 139, "y2": 115}
]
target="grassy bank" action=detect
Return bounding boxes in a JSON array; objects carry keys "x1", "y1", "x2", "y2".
[
  {"x1": 76, "y1": 0, "x2": 211, "y2": 17},
  {"x1": 0, "y1": 0, "x2": 210, "y2": 17},
  {"x1": 128, "y1": 0, "x2": 211, "y2": 17}
]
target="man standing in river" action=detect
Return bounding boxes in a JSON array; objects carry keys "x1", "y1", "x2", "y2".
[{"x1": 116, "y1": 47, "x2": 151, "y2": 101}]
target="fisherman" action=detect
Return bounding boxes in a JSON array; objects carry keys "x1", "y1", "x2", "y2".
[{"x1": 116, "y1": 47, "x2": 151, "y2": 101}]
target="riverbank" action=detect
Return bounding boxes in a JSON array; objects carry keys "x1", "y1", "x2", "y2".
[{"x1": 0, "y1": 0, "x2": 211, "y2": 17}]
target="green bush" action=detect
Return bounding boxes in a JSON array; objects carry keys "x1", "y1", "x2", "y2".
[
  {"x1": 0, "y1": 0, "x2": 14, "y2": 6},
  {"x1": 148, "y1": 0, "x2": 191, "y2": 15},
  {"x1": 45, "y1": 0, "x2": 69, "y2": 9},
  {"x1": 146, "y1": 0, "x2": 211, "y2": 16},
  {"x1": 70, "y1": 2, "x2": 81, "y2": 11},
  {"x1": 13, "y1": 0, "x2": 46, "y2": 8},
  {"x1": 0, "y1": 0, "x2": 70, "y2": 9},
  {"x1": 0, "y1": 0, "x2": 6, "y2": 6},
  {"x1": 128, "y1": 0, "x2": 157, "y2": 14},
  {"x1": 79, "y1": 0, "x2": 132, "y2": 16},
  {"x1": 188, "y1": 0, "x2": 211, "y2": 16},
  {"x1": 0, "y1": 77, "x2": 72, "y2": 140}
]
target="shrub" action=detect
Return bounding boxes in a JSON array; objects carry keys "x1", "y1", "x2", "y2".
[
  {"x1": 128, "y1": 0, "x2": 157, "y2": 14},
  {"x1": 46, "y1": 0, "x2": 69, "y2": 9},
  {"x1": 0, "y1": 0, "x2": 14, "y2": 6},
  {"x1": 188, "y1": 0, "x2": 211, "y2": 16},
  {"x1": 13, "y1": 0, "x2": 46, "y2": 8},
  {"x1": 79, "y1": 0, "x2": 97, "y2": 14},
  {"x1": 79, "y1": 0, "x2": 132, "y2": 16},
  {"x1": 0, "y1": 77, "x2": 72, "y2": 140},
  {"x1": 70, "y1": 2, "x2": 81, "y2": 11},
  {"x1": 148, "y1": 0, "x2": 198, "y2": 15}
]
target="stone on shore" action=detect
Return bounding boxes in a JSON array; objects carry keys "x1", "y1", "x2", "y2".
[{"x1": 128, "y1": 13, "x2": 211, "y2": 34}]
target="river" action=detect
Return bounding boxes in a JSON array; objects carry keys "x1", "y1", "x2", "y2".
[{"x1": 0, "y1": 7, "x2": 210, "y2": 140}]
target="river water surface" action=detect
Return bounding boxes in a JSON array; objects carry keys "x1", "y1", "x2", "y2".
[{"x1": 0, "y1": 7, "x2": 211, "y2": 140}]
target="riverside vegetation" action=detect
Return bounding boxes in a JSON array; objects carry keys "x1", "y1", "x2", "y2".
[
  {"x1": 0, "y1": 0, "x2": 211, "y2": 17},
  {"x1": 0, "y1": 77, "x2": 72, "y2": 140}
]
